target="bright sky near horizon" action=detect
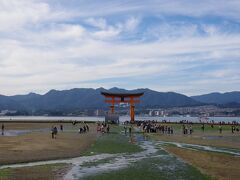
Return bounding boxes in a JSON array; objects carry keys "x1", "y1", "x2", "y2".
[{"x1": 0, "y1": 0, "x2": 240, "y2": 96}]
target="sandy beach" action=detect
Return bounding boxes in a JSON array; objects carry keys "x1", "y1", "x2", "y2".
[{"x1": 0, "y1": 123, "x2": 98, "y2": 165}]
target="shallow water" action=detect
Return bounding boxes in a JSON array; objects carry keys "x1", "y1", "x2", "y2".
[
  {"x1": 202, "y1": 135, "x2": 240, "y2": 143},
  {"x1": 0, "y1": 128, "x2": 49, "y2": 137},
  {"x1": 0, "y1": 154, "x2": 116, "y2": 170},
  {"x1": 1, "y1": 115, "x2": 239, "y2": 123},
  {"x1": 202, "y1": 136, "x2": 224, "y2": 140},
  {"x1": 157, "y1": 141, "x2": 240, "y2": 156}
]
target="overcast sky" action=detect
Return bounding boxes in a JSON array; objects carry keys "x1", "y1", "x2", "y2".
[{"x1": 0, "y1": 0, "x2": 240, "y2": 96}]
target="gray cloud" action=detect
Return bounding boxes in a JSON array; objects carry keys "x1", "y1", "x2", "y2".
[{"x1": 0, "y1": 0, "x2": 239, "y2": 95}]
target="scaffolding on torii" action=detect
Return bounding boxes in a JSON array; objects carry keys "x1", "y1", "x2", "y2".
[{"x1": 101, "y1": 91, "x2": 144, "y2": 123}]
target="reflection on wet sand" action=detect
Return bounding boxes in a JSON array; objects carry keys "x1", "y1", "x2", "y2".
[{"x1": 0, "y1": 129, "x2": 49, "y2": 137}]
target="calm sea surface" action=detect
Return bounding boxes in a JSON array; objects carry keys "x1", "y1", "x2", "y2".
[{"x1": 0, "y1": 116, "x2": 239, "y2": 123}]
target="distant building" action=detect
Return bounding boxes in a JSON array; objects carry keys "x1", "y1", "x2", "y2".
[
  {"x1": 149, "y1": 110, "x2": 153, "y2": 116},
  {"x1": 155, "y1": 111, "x2": 160, "y2": 116},
  {"x1": 161, "y1": 110, "x2": 165, "y2": 116}
]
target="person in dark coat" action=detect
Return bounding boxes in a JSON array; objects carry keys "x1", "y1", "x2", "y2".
[{"x1": 1, "y1": 124, "x2": 4, "y2": 135}]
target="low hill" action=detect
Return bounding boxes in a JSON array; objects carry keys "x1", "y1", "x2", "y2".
[{"x1": 191, "y1": 91, "x2": 240, "y2": 104}]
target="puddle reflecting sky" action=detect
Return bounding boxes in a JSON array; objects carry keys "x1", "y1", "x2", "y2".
[{"x1": 0, "y1": 129, "x2": 49, "y2": 136}]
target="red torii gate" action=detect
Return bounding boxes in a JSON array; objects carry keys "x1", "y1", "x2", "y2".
[{"x1": 101, "y1": 91, "x2": 144, "y2": 123}]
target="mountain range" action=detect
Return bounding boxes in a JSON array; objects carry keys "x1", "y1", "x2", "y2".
[
  {"x1": 0, "y1": 88, "x2": 240, "y2": 112},
  {"x1": 191, "y1": 92, "x2": 240, "y2": 104}
]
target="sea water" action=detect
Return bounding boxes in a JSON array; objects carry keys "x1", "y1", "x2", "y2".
[{"x1": 0, "y1": 115, "x2": 239, "y2": 123}]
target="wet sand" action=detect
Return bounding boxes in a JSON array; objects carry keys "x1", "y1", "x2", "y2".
[
  {"x1": 148, "y1": 125, "x2": 240, "y2": 180},
  {"x1": 0, "y1": 123, "x2": 98, "y2": 165},
  {"x1": 0, "y1": 123, "x2": 57, "y2": 130},
  {"x1": 165, "y1": 146, "x2": 240, "y2": 180},
  {"x1": 150, "y1": 124, "x2": 240, "y2": 150},
  {"x1": 2, "y1": 163, "x2": 71, "y2": 180}
]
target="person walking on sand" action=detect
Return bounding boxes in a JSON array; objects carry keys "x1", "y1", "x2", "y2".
[
  {"x1": 189, "y1": 125, "x2": 193, "y2": 135},
  {"x1": 54, "y1": 126, "x2": 58, "y2": 138},
  {"x1": 231, "y1": 125, "x2": 235, "y2": 134},
  {"x1": 1, "y1": 124, "x2": 4, "y2": 135},
  {"x1": 83, "y1": 125, "x2": 86, "y2": 133},
  {"x1": 129, "y1": 125, "x2": 132, "y2": 134},
  {"x1": 201, "y1": 123, "x2": 205, "y2": 132},
  {"x1": 97, "y1": 124, "x2": 100, "y2": 132},
  {"x1": 51, "y1": 126, "x2": 55, "y2": 139},
  {"x1": 182, "y1": 124, "x2": 185, "y2": 134},
  {"x1": 219, "y1": 125, "x2": 222, "y2": 134},
  {"x1": 79, "y1": 127, "x2": 83, "y2": 134},
  {"x1": 170, "y1": 126, "x2": 174, "y2": 134},
  {"x1": 86, "y1": 124, "x2": 89, "y2": 132},
  {"x1": 124, "y1": 125, "x2": 127, "y2": 134},
  {"x1": 101, "y1": 124, "x2": 105, "y2": 133},
  {"x1": 60, "y1": 124, "x2": 63, "y2": 131}
]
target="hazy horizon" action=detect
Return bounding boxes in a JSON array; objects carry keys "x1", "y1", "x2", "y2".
[{"x1": 0, "y1": 0, "x2": 240, "y2": 96}]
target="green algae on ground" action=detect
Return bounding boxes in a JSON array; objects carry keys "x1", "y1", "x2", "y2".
[
  {"x1": 0, "y1": 163, "x2": 68, "y2": 180},
  {"x1": 84, "y1": 126, "x2": 143, "y2": 155},
  {"x1": 0, "y1": 168, "x2": 11, "y2": 180},
  {"x1": 82, "y1": 150, "x2": 215, "y2": 180}
]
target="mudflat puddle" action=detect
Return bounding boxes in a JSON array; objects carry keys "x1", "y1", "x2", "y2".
[
  {"x1": 202, "y1": 135, "x2": 240, "y2": 143},
  {"x1": 0, "y1": 129, "x2": 49, "y2": 136},
  {"x1": 202, "y1": 136, "x2": 224, "y2": 140},
  {"x1": 157, "y1": 141, "x2": 240, "y2": 156}
]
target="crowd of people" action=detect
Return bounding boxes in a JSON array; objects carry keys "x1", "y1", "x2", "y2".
[
  {"x1": 123, "y1": 123, "x2": 133, "y2": 134},
  {"x1": 182, "y1": 124, "x2": 193, "y2": 134},
  {"x1": 96, "y1": 122, "x2": 110, "y2": 133},
  {"x1": 50, "y1": 122, "x2": 90, "y2": 139},
  {"x1": 201, "y1": 122, "x2": 240, "y2": 134},
  {"x1": 79, "y1": 124, "x2": 89, "y2": 134},
  {"x1": 1, "y1": 120, "x2": 239, "y2": 139},
  {"x1": 231, "y1": 125, "x2": 239, "y2": 133},
  {"x1": 49, "y1": 121, "x2": 240, "y2": 139},
  {"x1": 133, "y1": 120, "x2": 240, "y2": 135},
  {"x1": 143, "y1": 122, "x2": 174, "y2": 134},
  {"x1": 135, "y1": 121, "x2": 174, "y2": 134},
  {"x1": 51, "y1": 124, "x2": 66, "y2": 139}
]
